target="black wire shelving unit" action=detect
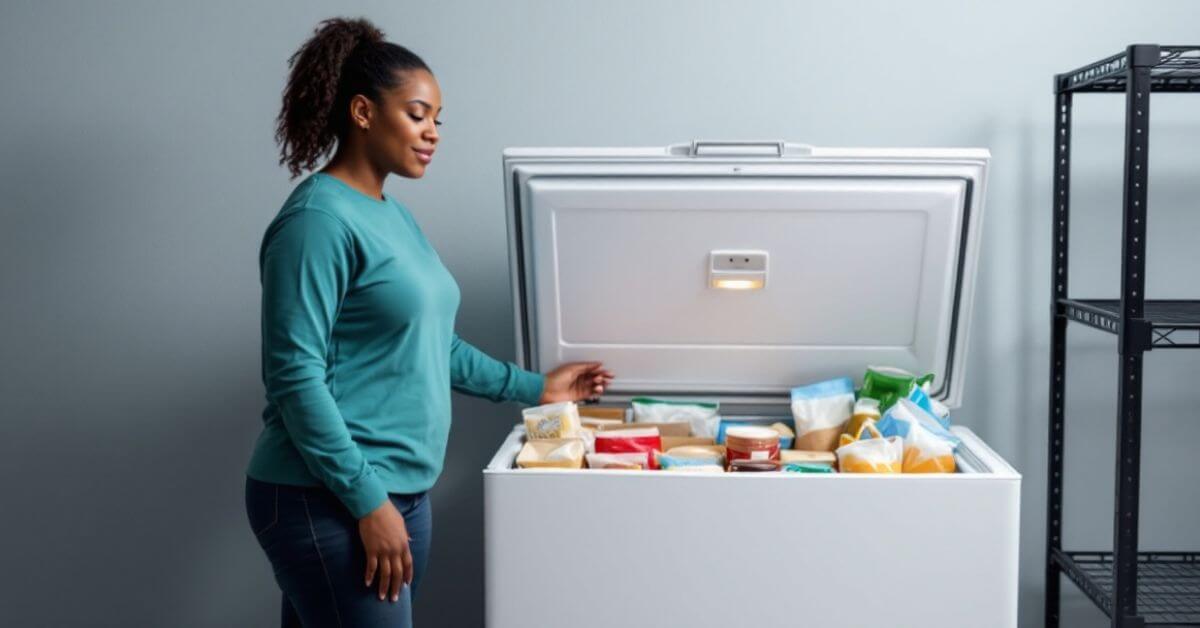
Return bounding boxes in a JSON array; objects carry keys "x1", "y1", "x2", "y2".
[{"x1": 1047, "y1": 45, "x2": 1200, "y2": 627}]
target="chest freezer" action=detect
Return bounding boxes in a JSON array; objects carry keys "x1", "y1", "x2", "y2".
[{"x1": 484, "y1": 140, "x2": 1019, "y2": 628}]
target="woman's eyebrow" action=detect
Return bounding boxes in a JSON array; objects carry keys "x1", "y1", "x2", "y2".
[{"x1": 406, "y1": 99, "x2": 442, "y2": 114}]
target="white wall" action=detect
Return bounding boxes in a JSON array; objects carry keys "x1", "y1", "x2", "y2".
[{"x1": 2, "y1": 1, "x2": 1198, "y2": 625}]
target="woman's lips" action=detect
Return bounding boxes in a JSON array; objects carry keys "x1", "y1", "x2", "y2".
[{"x1": 413, "y1": 148, "x2": 434, "y2": 164}]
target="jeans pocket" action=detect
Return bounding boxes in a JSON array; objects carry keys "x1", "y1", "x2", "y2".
[{"x1": 245, "y1": 479, "x2": 280, "y2": 538}]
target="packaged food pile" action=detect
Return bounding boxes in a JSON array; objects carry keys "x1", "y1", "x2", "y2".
[{"x1": 515, "y1": 366, "x2": 959, "y2": 474}]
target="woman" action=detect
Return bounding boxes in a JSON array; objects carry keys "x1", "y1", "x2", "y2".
[{"x1": 244, "y1": 17, "x2": 613, "y2": 627}]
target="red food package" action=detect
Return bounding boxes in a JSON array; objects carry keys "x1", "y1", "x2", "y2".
[{"x1": 594, "y1": 427, "x2": 662, "y2": 470}]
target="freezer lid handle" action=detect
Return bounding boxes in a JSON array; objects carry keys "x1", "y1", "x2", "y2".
[{"x1": 670, "y1": 140, "x2": 814, "y2": 158}]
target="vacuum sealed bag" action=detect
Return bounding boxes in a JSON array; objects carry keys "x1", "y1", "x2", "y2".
[
  {"x1": 631, "y1": 397, "x2": 720, "y2": 438},
  {"x1": 836, "y1": 435, "x2": 903, "y2": 474},
  {"x1": 876, "y1": 398, "x2": 960, "y2": 448},
  {"x1": 790, "y1": 377, "x2": 855, "y2": 452},
  {"x1": 901, "y1": 417, "x2": 956, "y2": 473},
  {"x1": 522, "y1": 401, "x2": 581, "y2": 439}
]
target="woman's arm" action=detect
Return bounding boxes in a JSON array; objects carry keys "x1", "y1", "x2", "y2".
[
  {"x1": 449, "y1": 334, "x2": 545, "y2": 404},
  {"x1": 450, "y1": 335, "x2": 614, "y2": 405},
  {"x1": 261, "y1": 209, "x2": 388, "y2": 519}
]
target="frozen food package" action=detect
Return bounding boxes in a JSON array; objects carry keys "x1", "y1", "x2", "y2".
[
  {"x1": 782, "y1": 462, "x2": 835, "y2": 474},
  {"x1": 906, "y1": 386, "x2": 951, "y2": 429},
  {"x1": 858, "y1": 366, "x2": 935, "y2": 412},
  {"x1": 576, "y1": 426, "x2": 597, "y2": 453},
  {"x1": 844, "y1": 397, "x2": 881, "y2": 440},
  {"x1": 545, "y1": 439, "x2": 585, "y2": 462},
  {"x1": 522, "y1": 401, "x2": 581, "y2": 439},
  {"x1": 901, "y1": 416, "x2": 956, "y2": 473},
  {"x1": 780, "y1": 450, "x2": 837, "y2": 466},
  {"x1": 585, "y1": 452, "x2": 645, "y2": 470},
  {"x1": 516, "y1": 438, "x2": 586, "y2": 469},
  {"x1": 769, "y1": 422, "x2": 795, "y2": 449},
  {"x1": 658, "y1": 446, "x2": 724, "y2": 469},
  {"x1": 838, "y1": 419, "x2": 882, "y2": 449},
  {"x1": 836, "y1": 435, "x2": 903, "y2": 474},
  {"x1": 594, "y1": 427, "x2": 663, "y2": 470},
  {"x1": 790, "y1": 377, "x2": 855, "y2": 452},
  {"x1": 631, "y1": 397, "x2": 721, "y2": 438},
  {"x1": 877, "y1": 398, "x2": 960, "y2": 448}
]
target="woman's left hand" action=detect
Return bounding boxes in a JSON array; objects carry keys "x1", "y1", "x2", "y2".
[{"x1": 539, "y1": 362, "x2": 615, "y2": 404}]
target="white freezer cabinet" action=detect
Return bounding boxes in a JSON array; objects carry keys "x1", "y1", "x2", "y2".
[
  {"x1": 483, "y1": 141, "x2": 1020, "y2": 627},
  {"x1": 484, "y1": 424, "x2": 1020, "y2": 628}
]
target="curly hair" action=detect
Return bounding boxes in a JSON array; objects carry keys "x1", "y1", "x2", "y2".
[{"x1": 276, "y1": 17, "x2": 431, "y2": 178}]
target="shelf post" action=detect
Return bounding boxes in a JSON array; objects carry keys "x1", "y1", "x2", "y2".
[
  {"x1": 1111, "y1": 43, "x2": 1158, "y2": 628},
  {"x1": 1045, "y1": 85, "x2": 1072, "y2": 628}
]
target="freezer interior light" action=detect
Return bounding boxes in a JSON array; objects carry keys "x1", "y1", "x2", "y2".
[{"x1": 712, "y1": 278, "x2": 764, "y2": 290}]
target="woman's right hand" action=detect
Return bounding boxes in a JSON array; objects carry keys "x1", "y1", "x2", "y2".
[{"x1": 359, "y1": 499, "x2": 412, "y2": 602}]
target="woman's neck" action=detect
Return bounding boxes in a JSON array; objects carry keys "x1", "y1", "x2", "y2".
[{"x1": 321, "y1": 151, "x2": 387, "y2": 201}]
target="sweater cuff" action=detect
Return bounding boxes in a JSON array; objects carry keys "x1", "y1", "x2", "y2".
[
  {"x1": 512, "y1": 369, "x2": 545, "y2": 406},
  {"x1": 338, "y1": 468, "x2": 390, "y2": 520}
]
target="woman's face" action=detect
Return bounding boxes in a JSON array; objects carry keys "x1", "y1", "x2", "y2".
[{"x1": 363, "y1": 69, "x2": 442, "y2": 179}]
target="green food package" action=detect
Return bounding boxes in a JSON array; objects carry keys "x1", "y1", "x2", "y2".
[
  {"x1": 858, "y1": 366, "x2": 935, "y2": 412},
  {"x1": 782, "y1": 462, "x2": 835, "y2": 474}
]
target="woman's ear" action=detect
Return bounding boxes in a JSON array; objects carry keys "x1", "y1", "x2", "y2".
[{"x1": 349, "y1": 94, "x2": 374, "y2": 131}]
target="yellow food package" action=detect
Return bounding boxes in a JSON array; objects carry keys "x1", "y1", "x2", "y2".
[
  {"x1": 900, "y1": 415, "x2": 957, "y2": 474},
  {"x1": 844, "y1": 397, "x2": 881, "y2": 440},
  {"x1": 835, "y1": 435, "x2": 903, "y2": 474}
]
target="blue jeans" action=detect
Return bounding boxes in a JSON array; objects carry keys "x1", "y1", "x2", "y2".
[{"x1": 245, "y1": 477, "x2": 432, "y2": 627}]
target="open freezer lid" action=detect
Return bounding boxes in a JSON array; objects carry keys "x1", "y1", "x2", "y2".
[{"x1": 504, "y1": 141, "x2": 989, "y2": 409}]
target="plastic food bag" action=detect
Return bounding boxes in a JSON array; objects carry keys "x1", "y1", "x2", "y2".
[
  {"x1": 858, "y1": 366, "x2": 934, "y2": 412},
  {"x1": 790, "y1": 377, "x2": 855, "y2": 452},
  {"x1": 844, "y1": 397, "x2": 881, "y2": 441},
  {"x1": 836, "y1": 435, "x2": 903, "y2": 473},
  {"x1": 631, "y1": 397, "x2": 720, "y2": 438},
  {"x1": 595, "y1": 427, "x2": 662, "y2": 470},
  {"x1": 839, "y1": 419, "x2": 882, "y2": 449},
  {"x1": 877, "y1": 398, "x2": 960, "y2": 448},
  {"x1": 906, "y1": 386, "x2": 951, "y2": 430},
  {"x1": 522, "y1": 401, "x2": 581, "y2": 439},
  {"x1": 901, "y1": 416, "x2": 956, "y2": 473}
]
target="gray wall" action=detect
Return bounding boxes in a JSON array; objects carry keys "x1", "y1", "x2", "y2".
[{"x1": 2, "y1": 1, "x2": 1198, "y2": 626}]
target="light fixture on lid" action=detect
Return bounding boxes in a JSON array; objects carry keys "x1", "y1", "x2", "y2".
[{"x1": 709, "y1": 250, "x2": 768, "y2": 291}]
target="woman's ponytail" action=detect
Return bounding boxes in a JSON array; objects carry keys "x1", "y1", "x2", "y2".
[{"x1": 276, "y1": 17, "x2": 407, "y2": 178}]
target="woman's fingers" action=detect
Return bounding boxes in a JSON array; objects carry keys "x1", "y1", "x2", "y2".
[
  {"x1": 389, "y1": 553, "x2": 404, "y2": 602},
  {"x1": 377, "y1": 555, "x2": 392, "y2": 601},
  {"x1": 402, "y1": 542, "x2": 415, "y2": 586},
  {"x1": 365, "y1": 554, "x2": 378, "y2": 588}
]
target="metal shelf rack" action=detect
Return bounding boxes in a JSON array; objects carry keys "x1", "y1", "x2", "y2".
[{"x1": 1047, "y1": 44, "x2": 1200, "y2": 627}]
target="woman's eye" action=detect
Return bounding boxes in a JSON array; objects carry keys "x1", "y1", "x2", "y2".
[
  {"x1": 434, "y1": 120, "x2": 443, "y2": 127},
  {"x1": 408, "y1": 113, "x2": 424, "y2": 122}
]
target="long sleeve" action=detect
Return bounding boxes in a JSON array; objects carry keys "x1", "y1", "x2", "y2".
[
  {"x1": 449, "y1": 334, "x2": 544, "y2": 405},
  {"x1": 260, "y1": 209, "x2": 388, "y2": 519}
]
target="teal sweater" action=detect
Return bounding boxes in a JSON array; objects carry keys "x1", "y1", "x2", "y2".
[{"x1": 247, "y1": 173, "x2": 544, "y2": 518}]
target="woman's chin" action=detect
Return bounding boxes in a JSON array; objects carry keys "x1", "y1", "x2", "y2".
[{"x1": 397, "y1": 163, "x2": 428, "y2": 179}]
